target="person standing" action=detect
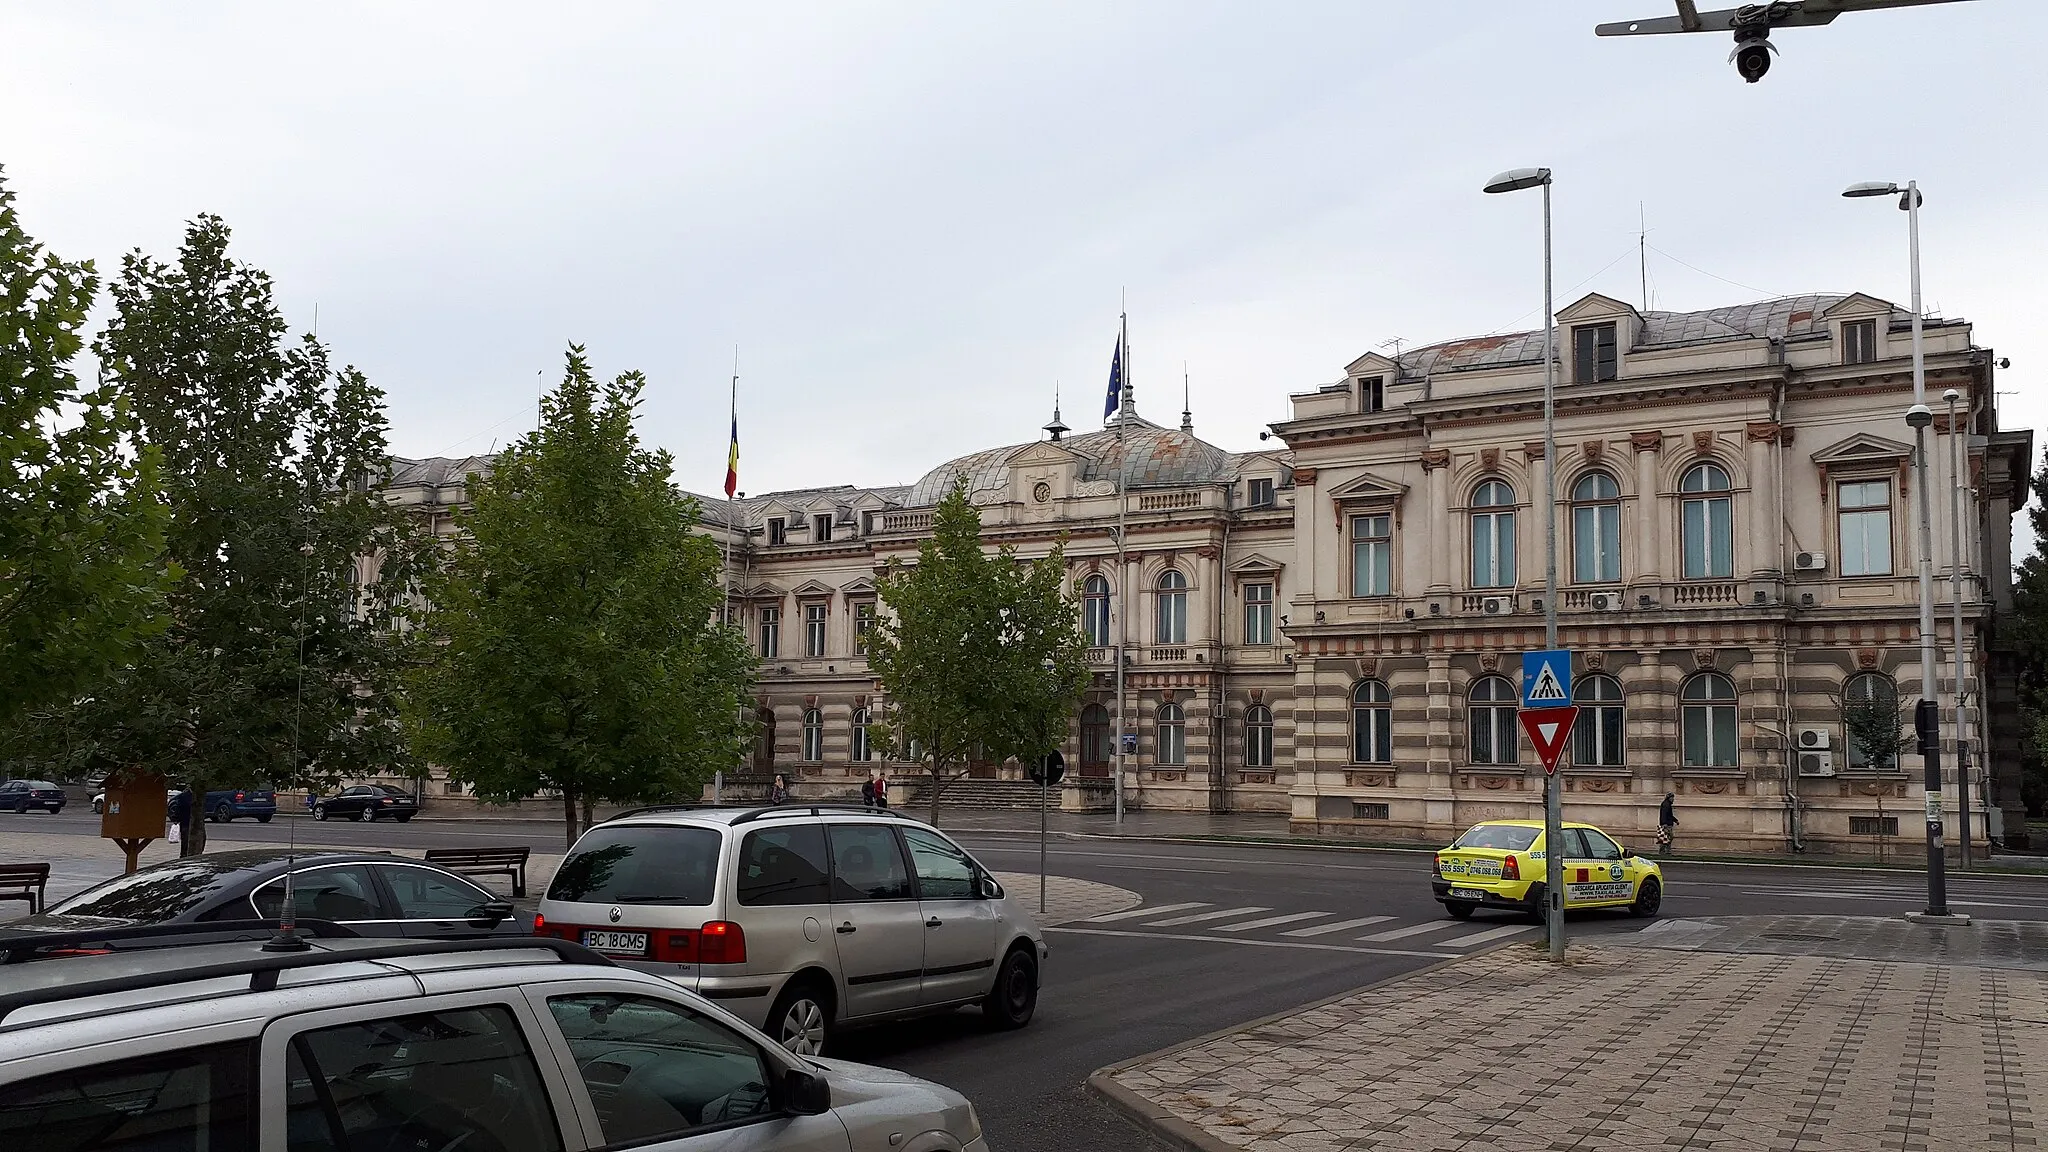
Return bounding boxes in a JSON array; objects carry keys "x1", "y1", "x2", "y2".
[
  {"x1": 1657, "y1": 791, "x2": 1678, "y2": 856},
  {"x1": 872, "y1": 771, "x2": 890, "y2": 810},
  {"x1": 768, "y1": 773, "x2": 789, "y2": 805}
]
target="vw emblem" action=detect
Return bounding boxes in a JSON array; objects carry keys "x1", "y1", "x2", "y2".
[{"x1": 608, "y1": 906, "x2": 623, "y2": 924}]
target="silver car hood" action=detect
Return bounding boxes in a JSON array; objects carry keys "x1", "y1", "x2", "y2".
[{"x1": 806, "y1": 1056, "x2": 979, "y2": 1147}]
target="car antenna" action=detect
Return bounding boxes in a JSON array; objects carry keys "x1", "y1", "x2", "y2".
[{"x1": 266, "y1": 539, "x2": 317, "y2": 953}]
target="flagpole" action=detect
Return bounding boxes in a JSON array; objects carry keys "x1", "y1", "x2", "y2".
[
  {"x1": 723, "y1": 351, "x2": 737, "y2": 624},
  {"x1": 1114, "y1": 309, "x2": 1129, "y2": 828}
]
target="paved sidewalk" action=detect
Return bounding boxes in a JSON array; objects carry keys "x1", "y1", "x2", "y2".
[{"x1": 1092, "y1": 915, "x2": 2048, "y2": 1152}]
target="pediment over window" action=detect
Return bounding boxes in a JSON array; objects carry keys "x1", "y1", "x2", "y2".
[
  {"x1": 1342, "y1": 350, "x2": 1399, "y2": 378},
  {"x1": 840, "y1": 577, "x2": 877, "y2": 596},
  {"x1": 1007, "y1": 440, "x2": 1081, "y2": 467},
  {"x1": 1556, "y1": 292, "x2": 1642, "y2": 326},
  {"x1": 1819, "y1": 292, "x2": 1896, "y2": 319},
  {"x1": 790, "y1": 579, "x2": 836, "y2": 599},
  {"x1": 1326, "y1": 471, "x2": 1409, "y2": 502},
  {"x1": 741, "y1": 582, "x2": 786, "y2": 600},
  {"x1": 1811, "y1": 433, "x2": 1912, "y2": 466},
  {"x1": 1230, "y1": 552, "x2": 1285, "y2": 575}
]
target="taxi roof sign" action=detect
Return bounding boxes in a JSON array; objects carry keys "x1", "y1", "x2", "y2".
[
  {"x1": 1520, "y1": 705, "x2": 1578, "y2": 775},
  {"x1": 1521, "y1": 649, "x2": 1572, "y2": 709}
]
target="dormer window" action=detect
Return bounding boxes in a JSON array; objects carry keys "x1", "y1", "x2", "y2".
[
  {"x1": 813, "y1": 513, "x2": 833, "y2": 542},
  {"x1": 1248, "y1": 478, "x2": 1276, "y2": 508},
  {"x1": 767, "y1": 517, "x2": 786, "y2": 546},
  {"x1": 1359, "y1": 376, "x2": 1385, "y2": 413},
  {"x1": 1573, "y1": 323, "x2": 1618, "y2": 383},
  {"x1": 1842, "y1": 319, "x2": 1878, "y2": 366}
]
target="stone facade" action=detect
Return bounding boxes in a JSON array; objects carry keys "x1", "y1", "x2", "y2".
[{"x1": 374, "y1": 289, "x2": 2033, "y2": 856}]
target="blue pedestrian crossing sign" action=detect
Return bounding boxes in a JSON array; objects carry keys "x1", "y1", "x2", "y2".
[{"x1": 1521, "y1": 649, "x2": 1572, "y2": 709}]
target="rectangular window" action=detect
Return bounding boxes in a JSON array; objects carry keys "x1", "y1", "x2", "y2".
[
  {"x1": 0, "y1": 1042, "x2": 257, "y2": 1152},
  {"x1": 804, "y1": 603, "x2": 828, "y2": 657},
  {"x1": 1572, "y1": 502, "x2": 1621, "y2": 584},
  {"x1": 1573, "y1": 322, "x2": 1618, "y2": 383},
  {"x1": 759, "y1": 606, "x2": 779, "y2": 658},
  {"x1": 853, "y1": 602, "x2": 875, "y2": 656},
  {"x1": 826, "y1": 824, "x2": 915, "y2": 901},
  {"x1": 1681, "y1": 497, "x2": 1733, "y2": 579},
  {"x1": 1470, "y1": 508, "x2": 1517, "y2": 588},
  {"x1": 546, "y1": 996, "x2": 773, "y2": 1144},
  {"x1": 1842, "y1": 319, "x2": 1878, "y2": 365},
  {"x1": 1837, "y1": 480, "x2": 1893, "y2": 576},
  {"x1": 813, "y1": 513, "x2": 833, "y2": 542},
  {"x1": 766, "y1": 517, "x2": 786, "y2": 546},
  {"x1": 1247, "y1": 477, "x2": 1275, "y2": 508},
  {"x1": 1359, "y1": 376, "x2": 1385, "y2": 413},
  {"x1": 1849, "y1": 815, "x2": 1900, "y2": 836},
  {"x1": 1352, "y1": 802, "x2": 1390, "y2": 820},
  {"x1": 738, "y1": 825, "x2": 832, "y2": 906},
  {"x1": 1350, "y1": 514, "x2": 1392, "y2": 597},
  {"x1": 1243, "y1": 582, "x2": 1274, "y2": 645}
]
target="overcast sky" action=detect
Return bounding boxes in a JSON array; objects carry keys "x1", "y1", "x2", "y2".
[{"x1": 4, "y1": 2, "x2": 2040, "y2": 528}]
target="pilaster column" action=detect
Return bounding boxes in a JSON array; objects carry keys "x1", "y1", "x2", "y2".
[
  {"x1": 1631, "y1": 433, "x2": 1665, "y2": 585},
  {"x1": 1422, "y1": 449, "x2": 1452, "y2": 595},
  {"x1": 1746, "y1": 422, "x2": 1782, "y2": 583}
]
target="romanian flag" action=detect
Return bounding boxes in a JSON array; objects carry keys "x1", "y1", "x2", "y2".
[{"x1": 724, "y1": 413, "x2": 739, "y2": 498}]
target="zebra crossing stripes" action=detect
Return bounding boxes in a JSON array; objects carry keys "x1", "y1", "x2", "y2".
[
  {"x1": 1213, "y1": 911, "x2": 1331, "y2": 933},
  {"x1": 1281, "y1": 915, "x2": 1393, "y2": 937},
  {"x1": 1434, "y1": 923, "x2": 1532, "y2": 949},
  {"x1": 1075, "y1": 901, "x2": 1541, "y2": 954},
  {"x1": 1082, "y1": 902, "x2": 1209, "y2": 923},
  {"x1": 1144, "y1": 906, "x2": 1270, "y2": 927},
  {"x1": 1359, "y1": 921, "x2": 1462, "y2": 943}
]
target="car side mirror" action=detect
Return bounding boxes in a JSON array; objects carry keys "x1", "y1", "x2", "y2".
[
  {"x1": 469, "y1": 900, "x2": 516, "y2": 924},
  {"x1": 977, "y1": 874, "x2": 1004, "y2": 900},
  {"x1": 784, "y1": 1069, "x2": 831, "y2": 1116}
]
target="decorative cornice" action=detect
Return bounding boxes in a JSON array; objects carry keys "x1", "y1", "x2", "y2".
[
  {"x1": 1522, "y1": 440, "x2": 1546, "y2": 460},
  {"x1": 1421, "y1": 448, "x2": 1451, "y2": 471},
  {"x1": 1744, "y1": 421, "x2": 1782, "y2": 444},
  {"x1": 1631, "y1": 431, "x2": 1663, "y2": 454},
  {"x1": 1292, "y1": 467, "x2": 1318, "y2": 486}
]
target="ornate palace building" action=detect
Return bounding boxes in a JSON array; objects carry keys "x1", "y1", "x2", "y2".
[{"x1": 382, "y1": 290, "x2": 2034, "y2": 855}]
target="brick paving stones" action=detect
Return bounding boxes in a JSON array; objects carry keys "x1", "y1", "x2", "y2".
[{"x1": 1094, "y1": 917, "x2": 2048, "y2": 1152}]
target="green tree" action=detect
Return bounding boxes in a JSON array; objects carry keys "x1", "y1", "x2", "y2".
[
  {"x1": 405, "y1": 347, "x2": 754, "y2": 848},
  {"x1": 1843, "y1": 692, "x2": 1912, "y2": 774},
  {"x1": 0, "y1": 172, "x2": 173, "y2": 728},
  {"x1": 2011, "y1": 454, "x2": 2048, "y2": 819},
  {"x1": 867, "y1": 482, "x2": 1090, "y2": 823},
  {"x1": 19, "y1": 215, "x2": 433, "y2": 853}
]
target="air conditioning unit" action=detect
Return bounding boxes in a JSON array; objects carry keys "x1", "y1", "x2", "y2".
[
  {"x1": 1796, "y1": 751, "x2": 1837, "y2": 777},
  {"x1": 1794, "y1": 551, "x2": 1829, "y2": 572},
  {"x1": 1797, "y1": 727, "x2": 1832, "y2": 751},
  {"x1": 1588, "y1": 591, "x2": 1625, "y2": 611},
  {"x1": 1480, "y1": 595, "x2": 1514, "y2": 615}
]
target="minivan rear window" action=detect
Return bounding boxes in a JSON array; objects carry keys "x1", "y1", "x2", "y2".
[
  {"x1": 1451, "y1": 824, "x2": 1540, "y2": 851},
  {"x1": 548, "y1": 825, "x2": 720, "y2": 906}
]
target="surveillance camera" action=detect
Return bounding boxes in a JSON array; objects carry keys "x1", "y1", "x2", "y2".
[
  {"x1": 1728, "y1": 33, "x2": 1775, "y2": 82},
  {"x1": 1905, "y1": 404, "x2": 1933, "y2": 429}
]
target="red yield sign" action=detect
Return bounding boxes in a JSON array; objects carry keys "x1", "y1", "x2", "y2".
[{"x1": 1519, "y1": 705, "x2": 1579, "y2": 775}]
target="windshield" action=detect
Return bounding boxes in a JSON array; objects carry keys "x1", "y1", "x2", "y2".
[
  {"x1": 48, "y1": 857, "x2": 252, "y2": 922},
  {"x1": 1450, "y1": 825, "x2": 1540, "y2": 852},
  {"x1": 547, "y1": 825, "x2": 720, "y2": 906}
]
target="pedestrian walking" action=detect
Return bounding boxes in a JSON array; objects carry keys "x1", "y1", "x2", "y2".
[
  {"x1": 768, "y1": 773, "x2": 789, "y2": 805},
  {"x1": 859, "y1": 775, "x2": 876, "y2": 808},
  {"x1": 1658, "y1": 791, "x2": 1678, "y2": 856},
  {"x1": 872, "y1": 771, "x2": 890, "y2": 810}
]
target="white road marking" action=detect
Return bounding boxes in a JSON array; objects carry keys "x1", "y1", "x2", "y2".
[
  {"x1": 1359, "y1": 921, "x2": 1462, "y2": 942},
  {"x1": 1433, "y1": 924, "x2": 1534, "y2": 949},
  {"x1": 1212, "y1": 911, "x2": 1331, "y2": 933},
  {"x1": 1146, "y1": 905, "x2": 1271, "y2": 927},
  {"x1": 1281, "y1": 915, "x2": 1394, "y2": 937},
  {"x1": 1046, "y1": 925, "x2": 1453, "y2": 960},
  {"x1": 1083, "y1": 902, "x2": 1208, "y2": 923}
]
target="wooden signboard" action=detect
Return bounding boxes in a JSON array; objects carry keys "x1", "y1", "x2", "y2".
[{"x1": 101, "y1": 773, "x2": 169, "y2": 873}]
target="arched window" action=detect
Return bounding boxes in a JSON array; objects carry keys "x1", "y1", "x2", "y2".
[
  {"x1": 1351, "y1": 681, "x2": 1392, "y2": 764},
  {"x1": 850, "y1": 707, "x2": 873, "y2": 763},
  {"x1": 1080, "y1": 703, "x2": 1111, "y2": 774},
  {"x1": 1468, "y1": 675, "x2": 1518, "y2": 765},
  {"x1": 1680, "y1": 673, "x2": 1739, "y2": 767},
  {"x1": 1156, "y1": 570, "x2": 1189, "y2": 645},
  {"x1": 1842, "y1": 672, "x2": 1901, "y2": 771},
  {"x1": 1157, "y1": 702, "x2": 1186, "y2": 766},
  {"x1": 801, "y1": 708, "x2": 823, "y2": 763},
  {"x1": 1470, "y1": 480, "x2": 1518, "y2": 589},
  {"x1": 752, "y1": 707, "x2": 775, "y2": 772},
  {"x1": 1082, "y1": 575, "x2": 1112, "y2": 648},
  {"x1": 1571, "y1": 674, "x2": 1625, "y2": 768},
  {"x1": 1244, "y1": 705, "x2": 1274, "y2": 768},
  {"x1": 1680, "y1": 463, "x2": 1734, "y2": 579},
  {"x1": 1571, "y1": 472, "x2": 1622, "y2": 584}
]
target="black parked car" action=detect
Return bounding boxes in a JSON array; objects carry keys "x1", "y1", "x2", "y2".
[
  {"x1": 312, "y1": 784, "x2": 419, "y2": 822},
  {"x1": 0, "y1": 849, "x2": 521, "y2": 940},
  {"x1": 0, "y1": 779, "x2": 66, "y2": 814}
]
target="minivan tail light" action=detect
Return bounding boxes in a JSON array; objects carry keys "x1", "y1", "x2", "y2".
[
  {"x1": 234, "y1": 792, "x2": 245, "y2": 801},
  {"x1": 698, "y1": 921, "x2": 747, "y2": 965},
  {"x1": 1502, "y1": 855, "x2": 1521, "y2": 882}
]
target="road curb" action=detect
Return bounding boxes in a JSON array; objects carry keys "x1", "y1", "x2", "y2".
[{"x1": 1082, "y1": 952, "x2": 1472, "y2": 1152}]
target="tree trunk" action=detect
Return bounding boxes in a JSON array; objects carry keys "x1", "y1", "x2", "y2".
[
  {"x1": 582, "y1": 797, "x2": 596, "y2": 829},
  {"x1": 183, "y1": 806, "x2": 206, "y2": 856},
  {"x1": 926, "y1": 762, "x2": 942, "y2": 826},
  {"x1": 562, "y1": 788, "x2": 581, "y2": 850}
]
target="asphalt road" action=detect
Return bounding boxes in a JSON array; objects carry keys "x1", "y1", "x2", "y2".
[{"x1": 12, "y1": 808, "x2": 2048, "y2": 1152}]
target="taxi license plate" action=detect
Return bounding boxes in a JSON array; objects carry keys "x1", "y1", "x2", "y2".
[
  {"x1": 582, "y1": 930, "x2": 649, "y2": 956},
  {"x1": 1451, "y1": 889, "x2": 1488, "y2": 901}
]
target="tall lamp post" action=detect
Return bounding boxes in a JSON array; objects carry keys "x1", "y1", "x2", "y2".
[
  {"x1": 1484, "y1": 166, "x2": 1563, "y2": 962},
  {"x1": 1843, "y1": 179, "x2": 1950, "y2": 917},
  {"x1": 1944, "y1": 386, "x2": 1972, "y2": 867}
]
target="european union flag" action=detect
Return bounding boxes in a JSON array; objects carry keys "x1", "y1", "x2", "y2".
[{"x1": 1104, "y1": 340, "x2": 1122, "y2": 420}]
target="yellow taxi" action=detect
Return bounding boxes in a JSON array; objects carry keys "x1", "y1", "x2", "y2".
[{"x1": 1430, "y1": 819, "x2": 1663, "y2": 921}]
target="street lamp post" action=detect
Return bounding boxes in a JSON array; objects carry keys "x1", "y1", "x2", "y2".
[
  {"x1": 1843, "y1": 179, "x2": 1949, "y2": 917},
  {"x1": 1485, "y1": 166, "x2": 1563, "y2": 962},
  {"x1": 1944, "y1": 386, "x2": 1971, "y2": 867}
]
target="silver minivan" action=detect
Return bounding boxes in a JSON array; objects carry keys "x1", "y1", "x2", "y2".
[{"x1": 535, "y1": 806, "x2": 1047, "y2": 1055}]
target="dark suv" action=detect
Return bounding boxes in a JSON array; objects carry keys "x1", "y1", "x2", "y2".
[{"x1": 0, "y1": 779, "x2": 65, "y2": 814}]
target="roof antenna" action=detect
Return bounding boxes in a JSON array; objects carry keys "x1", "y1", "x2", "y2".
[
  {"x1": 1045, "y1": 381, "x2": 1069, "y2": 442},
  {"x1": 265, "y1": 538, "x2": 317, "y2": 953},
  {"x1": 1639, "y1": 203, "x2": 1649, "y2": 311}
]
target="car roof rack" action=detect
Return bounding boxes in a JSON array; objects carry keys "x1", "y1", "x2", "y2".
[
  {"x1": 0, "y1": 934, "x2": 612, "y2": 1025},
  {"x1": 729, "y1": 804, "x2": 931, "y2": 827},
  {"x1": 0, "y1": 919, "x2": 358, "y2": 964},
  {"x1": 603, "y1": 803, "x2": 727, "y2": 822}
]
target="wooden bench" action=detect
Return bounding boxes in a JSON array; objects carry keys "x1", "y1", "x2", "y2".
[
  {"x1": 424, "y1": 847, "x2": 532, "y2": 898},
  {"x1": 0, "y1": 863, "x2": 51, "y2": 916}
]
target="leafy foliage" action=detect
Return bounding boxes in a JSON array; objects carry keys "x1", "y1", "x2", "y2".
[
  {"x1": 8, "y1": 215, "x2": 433, "y2": 851},
  {"x1": 0, "y1": 171, "x2": 173, "y2": 727},
  {"x1": 2008, "y1": 454, "x2": 2048, "y2": 817},
  {"x1": 1842, "y1": 692, "x2": 1910, "y2": 773},
  {"x1": 404, "y1": 347, "x2": 754, "y2": 848},
  {"x1": 866, "y1": 482, "x2": 1091, "y2": 822}
]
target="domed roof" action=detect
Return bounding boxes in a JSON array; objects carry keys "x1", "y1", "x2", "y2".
[{"x1": 904, "y1": 416, "x2": 1235, "y2": 507}]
